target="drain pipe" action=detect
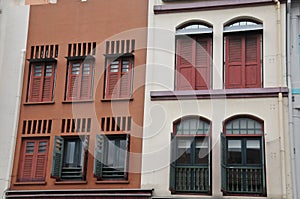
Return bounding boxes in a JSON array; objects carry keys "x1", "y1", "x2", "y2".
[
  {"x1": 274, "y1": 0, "x2": 288, "y2": 198},
  {"x1": 286, "y1": 0, "x2": 298, "y2": 198}
]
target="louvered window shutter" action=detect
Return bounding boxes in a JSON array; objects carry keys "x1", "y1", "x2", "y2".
[
  {"x1": 245, "y1": 34, "x2": 261, "y2": 88},
  {"x1": 29, "y1": 64, "x2": 43, "y2": 102},
  {"x1": 124, "y1": 134, "x2": 130, "y2": 179},
  {"x1": 80, "y1": 135, "x2": 90, "y2": 180},
  {"x1": 67, "y1": 62, "x2": 81, "y2": 100},
  {"x1": 120, "y1": 60, "x2": 132, "y2": 98},
  {"x1": 176, "y1": 37, "x2": 194, "y2": 90},
  {"x1": 51, "y1": 136, "x2": 64, "y2": 179},
  {"x1": 169, "y1": 133, "x2": 176, "y2": 193},
  {"x1": 106, "y1": 60, "x2": 120, "y2": 98},
  {"x1": 220, "y1": 133, "x2": 227, "y2": 192},
  {"x1": 94, "y1": 134, "x2": 105, "y2": 179},
  {"x1": 42, "y1": 64, "x2": 55, "y2": 101},
  {"x1": 19, "y1": 141, "x2": 35, "y2": 181},
  {"x1": 261, "y1": 136, "x2": 266, "y2": 194},
  {"x1": 34, "y1": 140, "x2": 49, "y2": 181},
  {"x1": 195, "y1": 37, "x2": 211, "y2": 90},
  {"x1": 80, "y1": 62, "x2": 93, "y2": 99},
  {"x1": 225, "y1": 35, "x2": 243, "y2": 88}
]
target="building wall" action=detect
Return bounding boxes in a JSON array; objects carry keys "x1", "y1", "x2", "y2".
[
  {"x1": 0, "y1": 0, "x2": 29, "y2": 196},
  {"x1": 142, "y1": 0, "x2": 292, "y2": 198},
  {"x1": 9, "y1": 0, "x2": 148, "y2": 193}
]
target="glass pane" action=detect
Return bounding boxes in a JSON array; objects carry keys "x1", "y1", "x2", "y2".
[
  {"x1": 246, "y1": 140, "x2": 261, "y2": 164},
  {"x1": 25, "y1": 142, "x2": 35, "y2": 153},
  {"x1": 121, "y1": 61, "x2": 129, "y2": 72},
  {"x1": 65, "y1": 141, "x2": 76, "y2": 165},
  {"x1": 227, "y1": 140, "x2": 242, "y2": 164},
  {"x1": 83, "y1": 63, "x2": 91, "y2": 75},
  {"x1": 195, "y1": 139, "x2": 209, "y2": 164},
  {"x1": 182, "y1": 120, "x2": 189, "y2": 135},
  {"x1": 176, "y1": 139, "x2": 192, "y2": 164},
  {"x1": 110, "y1": 61, "x2": 119, "y2": 72},
  {"x1": 71, "y1": 63, "x2": 80, "y2": 75},
  {"x1": 189, "y1": 119, "x2": 197, "y2": 134},
  {"x1": 34, "y1": 65, "x2": 43, "y2": 76},
  {"x1": 106, "y1": 138, "x2": 126, "y2": 170}
]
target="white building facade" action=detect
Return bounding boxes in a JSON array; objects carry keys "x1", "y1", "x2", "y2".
[
  {"x1": 0, "y1": 0, "x2": 29, "y2": 196},
  {"x1": 142, "y1": 0, "x2": 293, "y2": 198}
]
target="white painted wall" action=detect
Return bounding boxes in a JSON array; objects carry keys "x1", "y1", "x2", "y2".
[
  {"x1": 0, "y1": 0, "x2": 29, "y2": 197},
  {"x1": 142, "y1": 1, "x2": 292, "y2": 198}
]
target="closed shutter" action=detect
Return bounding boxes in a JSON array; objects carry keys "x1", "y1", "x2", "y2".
[
  {"x1": 225, "y1": 35, "x2": 243, "y2": 88},
  {"x1": 245, "y1": 34, "x2": 261, "y2": 88},
  {"x1": 120, "y1": 60, "x2": 132, "y2": 98},
  {"x1": 124, "y1": 134, "x2": 130, "y2": 179},
  {"x1": 29, "y1": 64, "x2": 43, "y2": 102},
  {"x1": 67, "y1": 62, "x2": 81, "y2": 100},
  {"x1": 106, "y1": 60, "x2": 120, "y2": 98},
  {"x1": 176, "y1": 37, "x2": 194, "y2": 90},
  {"x1": 195, "y1": 37, "x2": 211, "y2": 90},
  {"x1": 80, "y1": 62, "x2": 93, "y2": 99},
  {"x1": 42, "y1": 64, "x2": 55, "y2": 101},
  {"x1": 34, "y1": 140, "x2": 49, "y2": 181},
  {"x1": 51, "y1": 136, "x2": 64, "y2": 179},
  {"x1": 220, "y1": 133, "x2": 227, "y2": 192},
  {"x1": 19, "y1": 141, "x2": 35, "y2": 181},
  {"x1": 169, "y1": 133, "x2": 176, "y2": 193},
  {"x1": 94, "y1": 134, "x2": 105, "y2": 179}
]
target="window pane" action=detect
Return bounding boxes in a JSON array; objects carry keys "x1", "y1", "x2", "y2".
[
  {"x1": 176, "y1": 139, "x2": 192, "y2": 164},
  {"x1": 195, "y1": 138, "x2": 209, "y2": 164},
  {"x1": 246, "y1": 140, "x2": 261, "y2": 164},
  {"x1": 71, "y1": 63, "x2": 81, "y2": 75},
  {"x1": 34, "y1": 65, "x2": 43, "y2": 76},
  {"x1": 63, "y1": 140, "x2": 82, "y2": 167},
  {"x1": 110, "y1": 61, "x2": 119, "y2": 72},
  {"x1": 106, "y1": 138, "x2": 126, "y2": 171},
  {"x1": 227, "y1": 140, "x2": 242, "y2": 164}
]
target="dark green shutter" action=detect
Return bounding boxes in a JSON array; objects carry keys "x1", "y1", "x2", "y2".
[
  {"x1": 261, "y1": 136, "x2": 266, "y2": 194},
  {"x1": 81, "y1": 135, "x2": 89, "y2": 180},
  {"x1": 124, "y1": 134, "x2": 130, "y2": 179},
  {"x1": 220, "y1": 133, "x2": 227, "y2": 192},
  {"x1": 93, "y1": 134, "x2": 105, "y2": 179},
  {"x1": 51, "y1": 136, "x2": 64, "y2": 179},
  {"x1": 169, "y1": 133, "x2": 176, "y2": 193}
]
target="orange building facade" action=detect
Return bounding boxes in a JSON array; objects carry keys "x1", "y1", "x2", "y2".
[{"x1": 6, "y1": 0, "x2": 151, "y2": 198}]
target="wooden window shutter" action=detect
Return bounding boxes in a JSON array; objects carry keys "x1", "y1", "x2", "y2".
[
  {"x1": 29, "y1": 64, "x2": 43, "y2": 102},
  {"x1": 120, "y1": 59, "x2": 132, "y2": 98},
  {"x1": 195, "y1": 37, "x2": 211, "y2": 90},
  {"x1": 169, "y1": 133, "x2": 176, "y2": 193},
  {"x1": 225, "y1": 35, "x2": 243, "y2": 89},
  {"x1": 94, "y1": 134, "x2": 105, "y2": 179},
  {"x1": 19, "y1": 141, "x2": 35, "y2": 181},
  {"x1": 245, "y1": 34, "x2": 261, "y2": 88},
  {"x1": 51, "y1": 136, "x2": 64, "y2": 179},
  {"x1": 34, "y1": 140, "x2": 49, "y2": 180},
  {"x1": 124, "y1": 134, "x2": 130, "y2": 179},
  {"x1": 220, "y1": 133, "x2": 227, "y2": 192},
  {"x1": 80, "y1": 61, "x2": 93, "y2": 99},
  {"x1": 42, "y1": 64, "x2": 55, "y2": 101},
  {"x1": 106, "y1": 60, "x2": 120, "y2": 98},
  {"x1": 67, "y1": 62, "x2": 81, "y2": 100},
  {"x1": 176, "y1": 37, "x2": 194, "y2": 90}
]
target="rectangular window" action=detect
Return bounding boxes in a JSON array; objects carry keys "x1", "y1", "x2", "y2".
[
  {"x1": 51, "y1": 136, "x2": 89, "y2": 181},
  {"x1": 105, "y1": 57, "x2": 133, "y2": 99},
  {"x1": 225, "y1": 33, "x2": 261, "y2": 89},
  {"x1": 28, "y1": 63, "x2": 55, "y2": 102},
  {"x1": 18, "y1": 139, "x2": 49, "y2": 182},
  {"x1": 66, "y1": 60, "x2": 93, "y2": 100},
  {"x1": 94, "y1": 134, "x2": 129, "y2": 180}
]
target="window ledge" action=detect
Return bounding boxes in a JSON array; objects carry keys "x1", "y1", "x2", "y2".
[
  {"x1": 24, "y1": 101, "x2": 55, "y2": 105},
  {"x1": 62, "y1": 100, "x2": 94, "y2": 104},
  {"x1": 150, "y1": 87, "x2": 288, "y2": 101},
  {"x1": 14, "y1": 181, "x2": 47, "y2": 186},
  {"x1": 96, "y1": 180, "x2": 129, "y2": 184},
  {"x1": 101, "y1": 98, "x2": 133, "y2": 102},
  {"x1": 55, "y1": 181, "x2": 87, "y2": 185}
]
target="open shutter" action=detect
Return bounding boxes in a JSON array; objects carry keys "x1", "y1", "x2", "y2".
[
  {"x1": 124, "y1": 134, "x2": 130, "y2": 179},
  {"x1": 169, "y1": 133, "x2": 176, "y2": 193},
  {"x1": 51, "y1": 136, "x2": 64, "y2": 179},
  {"x1": 225, "y1": 35, "x2": 243, "y2": 88},
  {"x1": 29, "y1": 64, "x2": 43, "y2": 102},
  {"x1": 220, "y1": 133, "x2": 227, "y2": 192},
  {"x1": 42, "y1": 64, "x2": 55, "y2": 101},
  {"x1": 80, "y1": 135, "x2": 90, "y2": 180},
  {"x1": 80, "y1": 62, "x2": 93, "y2": 99},
  {"x1": 176, "y1": 37, "x2": 195, "y2": 90},
  {"x1": 195, "y1": 37, "x2": 211, "y2": 90},
  {"x1": 19, "y1": 141, "x2": 35, "y2": 181},
  {"x1": 67, "y1": 62, "x2": 81, "y2": 100},
  {"x1": 34, "y1": 140, "x2": 49, "y2": 181},
  {"x1": 261, "y1": 136, "x2": 266, "y2": 194},
  {"x1": 106, "y1": 60, "x2": 120, "y2": 98},
  {"x1": 94, "y1": 134, "x2": 105, "y2": 179},
  {"x1": 120, "y1": 59, "x2": 132, "y2": 98},
  {"x1": 245, "y1": 33, "x2": 261, "y2": 88}
]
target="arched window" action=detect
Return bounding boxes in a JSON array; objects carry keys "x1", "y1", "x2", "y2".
[
  {"x1": 224, "y1": 20, "x2": 262, "y2": 89},
  {"x1": 175, "y1": 23, "x2": 212, "y2": 90},
  {"x1": 170, "y1": 116, "x2": 211, "y2": 194},
  {"x1": 221, "y1": 116, "x2": 266, "y2": 196}
]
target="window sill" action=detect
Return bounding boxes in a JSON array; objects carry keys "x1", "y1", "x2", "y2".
[
  {"x1": 24, "y1": 101, "x2": 55, "y2": 105},
  {"x1": 14, "y1": 181, "x2": 47, "y2": 185},
  {"x1": 101, "y1": 98, "x2": 133, "y2": 102},
  {"x1": 55, "y1": 181, "x2": 87, "y2": 185},
  {"x1": 151, "y1": 87, "x2": 288, "y2": 100},
  {"x1": 95, "y1": 180, "x2": 129, "y2": 184},
  {"x1": 62, "y1": 100, "x2": 94, "y2": 104}
]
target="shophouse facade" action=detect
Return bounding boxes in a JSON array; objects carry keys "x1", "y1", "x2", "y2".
[
  {"x1": 142, "y1": 0, "x2": 293, "y2": 198},
  {"x1": 6, "y1": 0, "x2": 151, "y2": 198}
]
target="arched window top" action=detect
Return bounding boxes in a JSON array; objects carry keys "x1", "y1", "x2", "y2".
[
  {"x1": 224, "y1": 20, "x2": 263, "y2": 33},
  {"x1": 175, "y1": 117, "x2": 210, "y2": 135},
  {"x1": 225, "y1": 117, "x2": 263, "y2": 135},
  {"x1": 176, "y1": 23, "x2": 212, "y2": 35}
]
